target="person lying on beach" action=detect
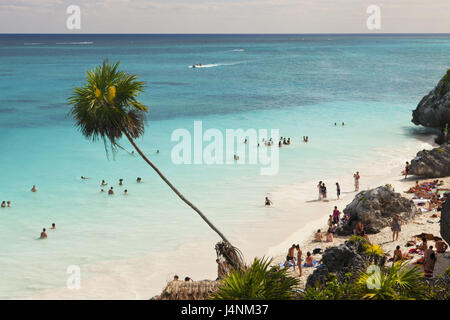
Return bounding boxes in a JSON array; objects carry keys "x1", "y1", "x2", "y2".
[
  {"x1": 40, "y1": 228, "x2": 47, "y2": 239},
  {"x1": 108, "y1": 187, "x2": 114, "y2": 195},
  {"x1": 435, "y1": 239, "x2": 448, "y2": 253},
  {"x1": 314, "y1": 229, "x2": 323, "y2": 242},
  {"x1": 417, "y1": 238, "x2": 428, "y2": 251},
  {"x1": 31, "y1": 185, "x2": 38, "y2": 192},
  {"x1": 264, "y1": 197, "x2": 272, "y2": 206},
  {"x1": 296, "y1": 245, "x2": 302, "y2": 276},
  {"x1": 285, "y1": 244, "x2": 297, "y2": 270}
]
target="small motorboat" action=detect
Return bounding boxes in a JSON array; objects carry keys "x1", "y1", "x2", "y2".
[{"x1": 191, "y1": 64, "x2": 202, "y2": 68}]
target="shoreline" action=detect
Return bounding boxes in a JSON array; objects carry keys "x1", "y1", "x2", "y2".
[{"x1": 26, "y1": 133, "x2": 440, "y2": 300}]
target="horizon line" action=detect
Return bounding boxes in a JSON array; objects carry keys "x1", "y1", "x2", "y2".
[{"x1": 1, "y1": 32, "x2": 450, "y2": 35}]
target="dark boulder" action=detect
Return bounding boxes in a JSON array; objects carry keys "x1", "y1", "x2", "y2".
[
  {"x1": 306, "y1": 243, "x2": 365, "y2": 288},
  {"x1": 412, "y1": 69, "x2": 450, "y2": 130},
  {"x1": 337, "y1": 186, "x2": 417, "y2": 235},
  {"x1": 409, "y1": 144, "x2": 450, "y2": 178},
  {"x1": 441, "y1": 197, "x2": 450, "y2": 245}
]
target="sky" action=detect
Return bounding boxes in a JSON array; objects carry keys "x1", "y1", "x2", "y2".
[{"x1": 0, "y1": 0, "x2": 449, "y2": 33}]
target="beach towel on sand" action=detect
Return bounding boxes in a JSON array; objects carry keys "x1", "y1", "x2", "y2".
[
  {"x1": 280, "y1": 259, "x2": 298, "y2": 268},
  {"x1": 302, "y1": 261, "x2": 318, "y2": 268}
]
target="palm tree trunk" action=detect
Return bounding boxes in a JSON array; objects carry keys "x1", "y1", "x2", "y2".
[{"x1": 123, "y1": 131, "x2": 232, "y2": 245}]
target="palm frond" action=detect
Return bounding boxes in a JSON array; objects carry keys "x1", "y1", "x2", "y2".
[{"x1": 68, "y1": 60, "x2": 148, "y2": 156}]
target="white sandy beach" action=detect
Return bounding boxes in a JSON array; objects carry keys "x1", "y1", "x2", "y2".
[{"x1": 28, "y1": 134, "x2": 447, "y2": 299}]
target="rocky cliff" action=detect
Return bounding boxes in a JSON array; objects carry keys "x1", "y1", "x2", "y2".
[
  {"x1": 412, "y1": 69, "x2": 450, "y2": 130},
  {"x1": 441, "y1": 197, "x2": 450, "y2": 245},
  {"x1": 336, "y1": 186, "x2": 417, "y2": 235},
  {"x1": 409, "y1": 144, "x2": 450, "y2": 178}
]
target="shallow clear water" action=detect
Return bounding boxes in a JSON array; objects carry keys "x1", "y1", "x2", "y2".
[{"x1": 0, "y1": 34, "x2": 449, "y2": 298}]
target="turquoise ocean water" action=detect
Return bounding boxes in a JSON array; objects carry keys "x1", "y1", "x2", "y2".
[{"x1": 0, "y1": 34, "x2": 449, "y2": 298}]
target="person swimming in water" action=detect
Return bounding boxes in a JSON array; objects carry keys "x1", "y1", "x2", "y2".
[
  {"x1": 136, "y1": 177, "x2": 142, "y2": 183},
  {"x1": 108, "y1": 187, "x2": 114, "y2": 195},
  {"x1": 265, "y1": 197, "x2": 273, "y2": 206},
  {"x1": 6, "y1": 201, "x2": 11, "y2": 207},
  {"x1": 124, "y1": 189, "x2": 128, "y2": 195},
  {"x1": 51, "y1": 223, "x2": 56, "y2": 230},
  {"x1": 81, "y1": 176, "x2": 88, "y2": 180},
  {"x1": 40, "y1": 228, "x2": 47, "y2": 239},
  {"x1": 156, "y1": 150, "x2": 160, "y2": 154},
  {"x1": 119, "y1": 178, "x2": 123, "y2": 186},
  {"x1": 101, "y1": 180, "x2": 107, "y2": 186},
  {"x1": 1, "y1": 201, "x2": 5, "y2": 208},
  {"x1": 31, "y1": 185, "x2": 38, "y2": 192}
]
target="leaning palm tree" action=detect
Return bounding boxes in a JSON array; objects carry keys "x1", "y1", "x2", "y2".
[{"x1": 68, "y1": 61, "x2": 244, "y2": 270}]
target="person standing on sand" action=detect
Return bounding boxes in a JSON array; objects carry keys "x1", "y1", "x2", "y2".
[
  {"x1": 296, "y1": 245, "x2": 302, "y2": 276},
  {"x1": 332, "y1": 206, "x2": 341, "y2": 224},
  {"x1": 404, "y1": 162, "x2": 410, "y2": 179},
  {"x1": 423, "y1": 246, "x2": 437, "y2": 278},
  {"x1": 264, "y1": 197, "x2": 272, "y2": 206},
  {"x1": 353, "y1": 172, "x2": 360, "y2": 192},
  {"x1": 321, "y1": 183, "x2": 327, "y2": 200},
  {"x1": 285, "y1": 244, "x2": 296, "y2": 270},
  {"x1": 336, "y1": 182, "x2": 341, "y2": 199},
  {"x1": 391, "y1": 214, "x2": 402, "y2": 241},
  {"x1": 317, "y1": 181, "x2": 323, "y2": 200}
]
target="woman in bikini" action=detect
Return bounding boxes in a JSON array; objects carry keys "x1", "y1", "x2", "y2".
[{"x1": 391, "y1": 214, "x2": 402, "y2": 241}]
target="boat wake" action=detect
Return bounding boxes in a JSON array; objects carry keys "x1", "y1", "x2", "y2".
[{"x1": 188, "y1": 61, "x2": 244, "y2": 69}]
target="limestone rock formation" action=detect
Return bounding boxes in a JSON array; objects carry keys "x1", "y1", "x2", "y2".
[
  {"x1": 409, "y1": 144, "x2": 450, "y2": 178},
  {"x1": 336, "y1": 186, "x2": 417, "y2": 235},
  {"x1": 412, "y1": 69, "x2": 450, "y2": 130},
  {"x1": 306, "y1": 241, "x2": 365, "y2": 288}
]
